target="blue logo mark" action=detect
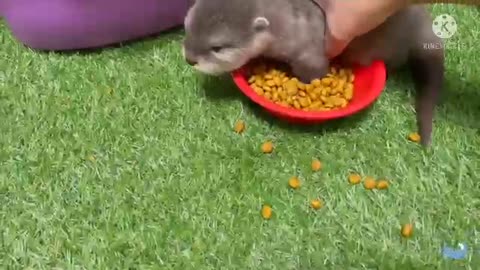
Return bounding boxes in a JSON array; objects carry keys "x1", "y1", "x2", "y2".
[{"x1": 442, "y1": 243, "x2": 468, "y2": 260}]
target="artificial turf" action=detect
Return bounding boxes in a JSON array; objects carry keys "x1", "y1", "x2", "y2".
[{"x1": 0, "y1": 4, "x2": 479, "y2": 270}]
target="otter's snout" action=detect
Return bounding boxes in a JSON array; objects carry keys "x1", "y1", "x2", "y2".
[
  {"x1": 185, "y1": 58, "x2": 197, "y2": 66},
  {"x1": 182, "y1": 44, "x2": 198, "y2": 66}
]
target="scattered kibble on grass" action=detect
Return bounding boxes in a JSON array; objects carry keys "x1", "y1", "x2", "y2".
[
  {"x1": 261, "y1": 205, "x2": 272, "y2": 219},
  {"x1": 310, "y1": 199, "x2": 323, "y2": 210},
  {"x1": 234, "y1": 120, "x2": 245, "y2": 133},
  {"x1": 261, "y1": 141, "x2": 274, "y2": 153},
  {"x1": 376, "y1": 180, "x2": 389, "y2": 190},
  {"x1": 364, "y1": 177, "x2": 376, "y2": 190},
  {"x1": 288, "y1": 176, "x2": 301, "y2": 189},
  {"x1": 401, "y1": 223, "x2": 414, "y2": 238},
  {"x1": 311, "y1": 159, "x2": 322, "y2": 171},
  {"x1": 408, "y1": 132, "x2": 421, "y2": 143},
  {"x1": 348, "y1": 173, "x2": 362, "y2": 185}
]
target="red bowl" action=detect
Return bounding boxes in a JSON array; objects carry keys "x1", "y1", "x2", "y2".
[{"x1": 231, "y1": 60, "x2": 387, "y2": 124}]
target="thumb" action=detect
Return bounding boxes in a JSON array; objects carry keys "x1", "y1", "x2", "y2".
[{"x1": 324, "y1": 27, "x2": 351, "y2": 59}]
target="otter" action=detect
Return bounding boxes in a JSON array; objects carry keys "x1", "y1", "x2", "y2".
[{"x1": 182, "y1": 0, "x2": 444, "y2": 146}]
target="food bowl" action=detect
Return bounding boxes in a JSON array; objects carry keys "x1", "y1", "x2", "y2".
[{"x1": 231, "y1": 60, "x2": 387, "y2": 124}]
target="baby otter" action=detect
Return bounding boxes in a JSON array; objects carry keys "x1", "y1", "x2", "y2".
[
  {"x1": 182, "y1": 0, "x2": 330, "y2": 83},
  {"x1": 182, "y1": 0, "x2": 444, "y2": 146}
]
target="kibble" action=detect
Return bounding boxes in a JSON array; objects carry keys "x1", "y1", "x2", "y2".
[
  {"x1": 311, "y1": 159, "x2": 322, "y2": 171},
  {"x1": 348, "y1": 173, "x2": 362, "y2": 185},
  {"x1": 364, "y1": 176, "x2": 376, "y2": 190},
  {"x1": 261, "y1": 141, "x2": 274, "y2": 153},
  {"x1": 408, "y1": 132, "x2": 421, "y2": 143},
  {"x1": 234, "y1": 120, "x2": 245, "y2": 133},
  {"x1": 247, "y1": 63, "x2": 355, "y2": 111},
  {"x1": 401, "y1": 223, "x2": 414, "y2": 238},
  {"x1": 261, "y1": 205, "x2": 272, "y2": 219},
  {"x1": 288, "y1": 176, "x2": 301, "y2": 189},
  {"x1": 376, "y1": 180, "x2": 389, "y2": 190},
  {"x1": 310, "y1": 199, "x2": 323, "y2": 210}
]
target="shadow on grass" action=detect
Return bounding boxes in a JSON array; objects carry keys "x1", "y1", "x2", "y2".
[
  {"x1": 200, "y1": 73, "x2": 243, "y2": 101},
  {"x1": 200, "y1": 73, "x2": 369, "y2": 135}
]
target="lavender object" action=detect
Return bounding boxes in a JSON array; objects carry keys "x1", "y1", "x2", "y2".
[{"x1": 1, "y1": 0, "x2": 190, "y2": 50}]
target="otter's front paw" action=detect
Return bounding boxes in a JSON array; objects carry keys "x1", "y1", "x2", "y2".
[{"x1": 291, "y1": 61, "x2": 329, "y2": 84}]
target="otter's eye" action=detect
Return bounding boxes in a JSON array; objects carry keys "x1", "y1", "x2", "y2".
[{"x1": 211, "y1": 46, "x2": 223, "y2": 53}]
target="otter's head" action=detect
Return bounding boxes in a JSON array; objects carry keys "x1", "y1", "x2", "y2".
[{"x1": 182, "y1": 0, "x2": 273, "y2": 75}]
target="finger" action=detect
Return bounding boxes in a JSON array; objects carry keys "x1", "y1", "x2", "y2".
[{"x1": 324, "y1": 29, "x2": 350, "y2": 59}]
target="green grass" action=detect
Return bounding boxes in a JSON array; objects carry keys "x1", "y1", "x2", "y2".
[{"x1": 1, "y1": 5, "x2": 480, "y2": 270}]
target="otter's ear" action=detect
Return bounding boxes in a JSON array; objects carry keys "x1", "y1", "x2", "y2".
[{"x1": 253, "y1": 17, "x2": 269, "y2": 32}]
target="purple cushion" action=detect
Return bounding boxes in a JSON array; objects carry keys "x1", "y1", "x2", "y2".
[{"x1": 1, "y1": 0, "x2": 190, "y2": 51}]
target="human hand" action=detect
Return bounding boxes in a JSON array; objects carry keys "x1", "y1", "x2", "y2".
[{"x1": 317, "y1": 0, "x2": 409, "y2": 59}]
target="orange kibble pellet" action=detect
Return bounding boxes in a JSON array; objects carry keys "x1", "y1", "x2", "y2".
[
  {"x1": 401, "y1": 223, "x2": 414, "y2": 238},
  {"x1": 234, "y1": 120, "x2": 245, "y2": 133},
  {"x1": 408, "y1": 132, "x2": 421, "y2": 143},
  {"x1": 364, "y1": 177, "x2": 376, "y2": 190},
  {"x1": 310, "y1": 199, "x2": 323, "y2": 210},
  {"x1": 261, "y1": 141, "x2": 274, "y2": 153},
  {"x1": 288, "y1": 176, "x2": 301, "y2": 189},
  {"x1": 311, "y1": 159, "x2": 322, "y2": 171},
  {"x1": 261, "y1": 205, "x2": 272, "y2": 219},
  {"x1": 376, "y1": 180, "x2": 389, "y2": 190},
  {"x1": 348, "y1": 173, "x2": 362, "y2": 185}
]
